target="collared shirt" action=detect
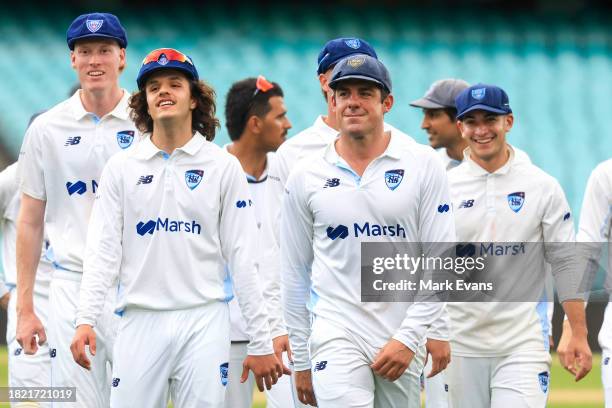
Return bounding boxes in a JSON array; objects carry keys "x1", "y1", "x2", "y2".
[
  {"x1": 447, "y1": 145, "x2": 576, "y2": 356},
  {"x1": 281, "y1": 130, "x2": 455, "y2": 370},
  {"x1": 19, "y1": 90, "x2": 137, "y2": 273},
  {"x1": 76, "y1": 134, "x2": 273, "y2": 355},
  {"x1": 0, "y1": 163, "x2": 52, "y2": 297},
  {"x1": 576, "y1": 159, "x2": 612, "y2": 350}
]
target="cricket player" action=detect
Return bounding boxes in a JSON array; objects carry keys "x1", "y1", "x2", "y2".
[
  {"x1": 281, "y1": 54, "x2": 455, "y2": 407},
  {"x1": 446, "y1": 83, "x2": 592, "y2": 407},
  {"x1": 0, "y1": 163, "x2": 53, "y2": 407},
  {"x1": 558, "y1": 158, "x2": 611, "y2": 405},
  {"x1": 16, "y1": 12, "x2": 135, "y2": 407},
  {"x1": 72, "y1": 48, "x2": 282, "y2": 407},
  {"x1": 224, "y1": 76, "x2": 299, "y2": 407}
]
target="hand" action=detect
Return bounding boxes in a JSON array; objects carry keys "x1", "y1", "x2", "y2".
[
  {"x1": 272, "y1": 335, "x2": 293, "y2": 375},
  {"x1": 16, "y1": 310, "x2": 46, "y2": 354},
  {"x1": 0, "y1": 292, "x2": 10, "y2": 311},
  {"x1": 425, "y1": 338, "x2": 451, "y2": 378},
  {"x1": 558, "y1": 321, "x2": 592, "y2": 381},
  {"x1": 70, "y1": 325, "x2": 97, "y2": 370},
  {"x1": 371, "y1": 339, "x2": 415, "y2": 381},
  {"x1": 241, "y1": 354, "x2": 283, "y2": 391},
  {"x1": 295, "y1": 369, "x2": 317, "y2": 406}
]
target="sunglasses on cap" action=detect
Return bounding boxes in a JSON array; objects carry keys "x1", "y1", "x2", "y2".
[{"x1": 142, "y1": 48, "x2": 192, "y2": 66}]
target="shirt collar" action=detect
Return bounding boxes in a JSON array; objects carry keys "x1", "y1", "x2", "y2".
[
  {"x1": 323, "y1": 129, "x2": 402, "y2": 165},
  {"x1": 313, "y1": 115, "x2": 340, "y2": 143},
  {"x1": 463, "y1": 144, "x2": 516, "y2": 176},
  {"x1": 135, "y1": 133, "x2": 206, "y2": 161},
  {"x1": 70, "y1": 89, "x2": 131, "y2": 122}
]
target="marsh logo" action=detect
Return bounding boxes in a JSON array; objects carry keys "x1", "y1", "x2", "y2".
[
  {"x1": 66, "y1": 181, "x2": 87, "y2": 196},
  {"x1": 117, "y1": 130, "x2": 135, "y2": 149},
  {"x1": 326, "y1": 225, "x2": 349, "y2": 240},
  {"x1": 327, "y1": 222, "x2": 406, "y2": 240},
  {"x1": 507, "y1": 192, "x2": 525, "y2": 213},
  {"x1": 538, "y1": 372, "x2": 549, "y2": 393},
  {"x1": 384, "y1": 169, "x2": 404, "y2": 191},
  {"x1": 220, "y1": 362, "x2": 229, "y2": 386},
  {"x1": 344, "y1": 39, "x2": 361, "y2": 49},
  {"x1": 86, "y1": 19, "x2": 103, "y2": 33},
  {"x1": 236, "y1": 199, "x2": 253, "y2": 208},
  {"x1": 185, "y1": 170, "x2": 204, "y2": 190},
  {"x1": 471, "y1": 88, "x2": 486, "y2": 100},
  {"x1": 456, "y1": 244, "x2": 476, "y2": 257},
  {"x1": 136, "y1": 218, "x2": 201, "y2": 236},
  {"x1": 438, "y1": 203, "x2": 450, "y2": 213}
]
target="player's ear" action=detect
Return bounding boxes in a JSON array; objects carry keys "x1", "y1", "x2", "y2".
[
  {"x1": 246, "y1": 115, "x2": 262, "y2": 134},
  {"x1": 457, "y1": 120, "x2": 466, "y2": 137},
  {"x1": 70, "y1": 51, "x2": 77, "y2": 70},
  {"x1": 504, "y1": 113, "x2": 514, "y2": 132},
  {"x1": 382, "y1": 93, "x2": 394, "y2": 113},
  {"x1": 118, "y1": 48, "x2": 126, "y2": 72}
]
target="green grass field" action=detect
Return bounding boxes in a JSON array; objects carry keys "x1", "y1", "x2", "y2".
[{"x1": 0, "y1": 348, "x2": 602, "y2": 407}]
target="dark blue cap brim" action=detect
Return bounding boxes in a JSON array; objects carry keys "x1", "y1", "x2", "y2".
[
  {"x1": 329, "y1": 74, "x2": 389, "y2": 92},
  {"x1": 457, "y1": 104, "x2": 511, "y2": 119},
  {"x1": 137, "y1": 61, "x2": 198, "y2": 89},
  {"x1": 68, "y1": 33, "x2": 126, "y2": 50}
]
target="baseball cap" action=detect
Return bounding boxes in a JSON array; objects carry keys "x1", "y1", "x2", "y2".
[
  {"x1": 410, "y1": 79, "x2": 470, "y2": 109},
  {"x1": 328, "y1": 54, "x2": 392, "y2": 93},
  {"x1": 136, "y1": 48, "x2": 199, "y2": 89},
  {"x1": 66, "y1": 13, "x2": 127, "y2": 50},
  {"x1": 455, "y1": 84, "x2": 512, "y2": 120},
  {"x1": 317, "y1": 38, "x2": 377, "y2": 75}
]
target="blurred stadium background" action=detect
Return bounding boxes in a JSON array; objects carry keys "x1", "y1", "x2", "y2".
[{"x1": 0, "y1": 0, "x2": 609, "y2": 406}]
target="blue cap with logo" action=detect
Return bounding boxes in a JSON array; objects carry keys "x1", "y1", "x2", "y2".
[
  {"x1": 317, "y1": 38, "x2": 378, "y2": 75},
  {"x1": 328, "y1": 54, "x2": 392, "y2": 93},
  {"x1": 136, "y1": 48, "x2": 199, "y2": 89},
  {"x1": 455, "y1": 84, "x2": 512, "y2": 120},
  {"x1": 66, "y1": 13, "x2": 127, "y2": 50}
]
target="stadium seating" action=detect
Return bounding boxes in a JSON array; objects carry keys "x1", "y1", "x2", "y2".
[{"x1": 0, "y1": 6, "x2": 610, "y2": 213}]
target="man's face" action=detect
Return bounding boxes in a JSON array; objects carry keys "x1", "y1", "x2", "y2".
[
  {"x1": 458, "y1": 110, "x2": 514, "y2": 162},
  {"x1": 145, "y1": 70, "x2": 195, "y2": 126},
  {"x1": 258, "y1": 96, "x2": 291, "y2": 152},
  {"x1": 332, "y1": 80, "x2": 392, "y2": 139},
  {"x1": 421, "y1": 108, "x2": 460, "y2": 149},
  {"x1": 71, "y1": 39, "x2": 125, "y2": 92}
]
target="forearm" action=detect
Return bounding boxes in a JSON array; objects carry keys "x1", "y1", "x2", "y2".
[
  {"x1": 561, "y1": 300, "x2": 588, "y2": 337},
  {"x1": 394, "y1": 302, "x2": 444, "y2": 353},
  {"x1": 16, "y1": 218, "x2": 43, "y2": 313}
]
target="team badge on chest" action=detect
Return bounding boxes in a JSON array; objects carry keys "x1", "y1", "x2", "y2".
[
  {"x1": 507, "y1": 191, "x2": 525, "y2": 213},
  {"x1": 185, "y1": 170, "x2": 204, "y2": 190},
  {"x1": 384, "y1": 169, "x2": 404, "y2": 191},
  {"x1": 116, "y1": 130, "x2": 135, "y2": 149}
]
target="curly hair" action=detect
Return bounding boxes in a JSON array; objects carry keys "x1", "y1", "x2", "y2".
[{"x1": 129, "y1": 79, "x2": 220, "y2": 141}]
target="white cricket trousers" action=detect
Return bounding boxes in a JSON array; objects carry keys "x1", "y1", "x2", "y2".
[{"x1": 423, "y1": 356, "x2": 448, "y2": 408}]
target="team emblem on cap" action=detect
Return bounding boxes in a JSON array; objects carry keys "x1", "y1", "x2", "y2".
[
  {"x1": 157, "y1": 53, "x2": 169, "y2": 65},
  {"x1": 86, "y1": 19, "x2": 104, "y2": 33},
  {"x1": 347, "y1": 56, "x2": 366, "y2": 68},
  {"x1": 116, "y1": 130, "x2": 135, "y2": 149},
  {"x1": 384, "y1": 169, "x2": 404, "y2": 191},
  {"x1": 471, "y1": 88, "x2": 486, "y2": 100},
  {"x1": 507, "y1": 191, "x2": 525, "y2": 213},
  {"x1": 344, "y1": 39, "x2": 361, "y2": 49},
  {"x1": 185, "y1": 170, "x2": 204, "y2": 190}
]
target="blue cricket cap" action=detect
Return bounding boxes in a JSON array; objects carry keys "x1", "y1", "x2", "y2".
[
  {"x1": 455, "y1": 84, "x2": 512, "y2": 120},
  {"x1": 317, "y1": 38, "x2": 377, "y2": 75},
  {"x1": 67, "y1": 13, "x2": 127, "y2": 50},
  {"x1": 328, "y1": 54, "x2": 392, "y2": 93}
]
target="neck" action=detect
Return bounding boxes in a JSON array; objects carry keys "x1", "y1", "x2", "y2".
[
  {"x1": 227, "y1": 138, "x2": 268, "y2": 180},
  {"x1": 80, "y1": 85, "x2": 124, "y2": 118},
  {"x1": 323, "y1": 99, "x2": 338, "y2": 130},
  {"x1": 446, "y1": 138, "x2": 468, "y2": 162},
  {"x1": 151, "y1": 119, "x2": 194, "y2": 154},
  {"x1": 471, "y1": 145, "x2": 511, "y2": 173},
  {"x1": 336, "y1": 125, "x2": 390, "y2": 176}
]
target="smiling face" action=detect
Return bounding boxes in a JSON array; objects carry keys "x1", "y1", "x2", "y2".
[
  {"x1": 145, "y1": 69, "x2": 196, "y2": 127},
  {"x1": 458, "y1": 110, "x2": 514, "y2": 163},
  {"x1": 421, "y1": 108, "x2": 461, "y2": 149},
  {"x1": 71, "y1": 39, "x2": 125, "y2": 92}
]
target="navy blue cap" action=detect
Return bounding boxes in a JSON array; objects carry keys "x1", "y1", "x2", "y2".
[
  {"x1": 455, "y1": 84, "x2": 512, "y2": 120},
  {"x1": 67, "y1": 13, "x2": 127, "y2": 50},
  {"x1": 317, "y1": 38, "x2": 377, "y2": 75},
  {"x1": 136, "y1": 48, "x2": 199, "y2": 89},
  {"x1": 328, "y1": 54, "x2": 392, "y2": 93}
]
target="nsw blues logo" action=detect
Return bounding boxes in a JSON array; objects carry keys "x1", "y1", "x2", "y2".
[
  {"x1": 471, "y1": 88, "x2": 486, "y2": 100},
  {"x1": 344, "y1": 39, "x2": 361, "y2": 49},
  {"x1": 116, "y1": 130, "x2": 134, "y2": 149},
  {"x1": 157, "y1": 53, "x2": 169, "y2": 65},
  {"x1": 538, "y1": 371, "x2": 549, "y2": 393},
  {"x1": 384, "y1": 169, "x2": 404, "y2": 191},
  {"x1": 220, "y1": 362, "x2": 229, "y2": 386},
  {"x1": 507, "y1": 192, "x2": 525, "y2": 213},
  {"x1": 185, "y1": 170, "x2": 204, "y2": 190},
  {"x1": 86, "y1": 19, "x2": 104, "y2": 33}
]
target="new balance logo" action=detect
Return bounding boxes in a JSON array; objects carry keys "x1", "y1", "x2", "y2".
[
  {"x1": 459, "y1": 199, "x2": 474, "y2": 209},
  {"x1": 326, "y1": 225, "x2": 349, "y2": 240},
  {"x1": 14, "y1": 348, "x2": 22, "y2": 356},
  {"x1": 50, "y1": 348, "x2": 57, "y2": 358},
  {"x1": 136, "y1": 218, "x2": 202, "y2": 236},
  {"x1": 65, "y1": 136, "x2": 81, "y2": 146},
  {"x1": 66, "y1": 181, "x2": 87, "y2": 195},
  {"x1": 314, "y1": 361, "x2": 328, "y2": 372},
  {"x1": 563, "y1": 212, "x2": 571, "y2": 221},
  {"x1": 112, "y1": 378, "x2": 120, "y2": 387},
  {"x1": 137, "y1": 175, "x2": 154, "y2": 185},
  {"x1": 323, "y1": 178, "x2": 340, "y2": 188},
  {"x1": 437, "y1": 204, "x2": 450, "y2": 213}
]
